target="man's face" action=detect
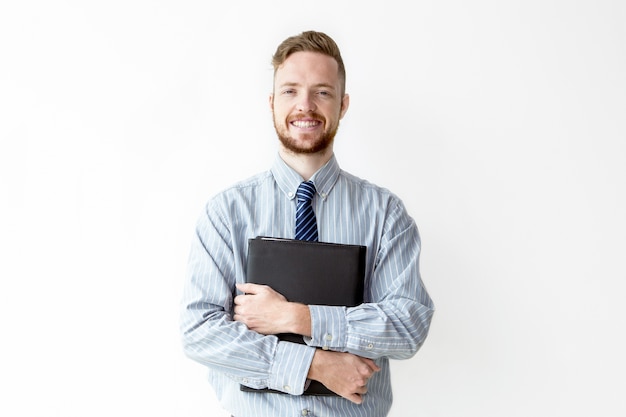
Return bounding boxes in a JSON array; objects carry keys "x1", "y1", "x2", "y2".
[{"x1": 270, "y1": 51, "x2": 349, "y2": 155}]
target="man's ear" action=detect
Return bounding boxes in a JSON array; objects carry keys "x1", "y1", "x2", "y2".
[
  {"x1": 269, "y1": 93, "x2": 274, "y2": 110},
  {"x1": 339, "y1": 93, "x2": 350, "y2": 119}
]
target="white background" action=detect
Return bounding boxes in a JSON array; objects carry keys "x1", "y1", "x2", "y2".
[{"x1": 1, "y1": 1, "x2": 625, "y2": 416}]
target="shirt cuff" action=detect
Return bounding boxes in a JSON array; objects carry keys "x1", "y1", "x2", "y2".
[
  {"x1": 267, "y1": 340, "x2": 316, "y2": 395},
  {"x1": 305, "y1": 305, "x2": 347, "y2": 351}
]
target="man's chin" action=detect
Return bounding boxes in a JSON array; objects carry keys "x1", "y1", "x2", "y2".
[{"x1": 278, "y1": 136, "x2": 332, "y2": 155}]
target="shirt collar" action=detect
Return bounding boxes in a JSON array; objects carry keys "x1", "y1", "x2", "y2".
[{"x1": 271, "y1": 153, "x2": 341, "y2": 201}]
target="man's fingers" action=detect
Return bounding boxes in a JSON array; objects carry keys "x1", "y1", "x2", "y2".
[
  {"x1": 362, "y1": 358, "x2": 381, "y2": 373},
  {"x1": 235, "y1": 282, "x2": 266, "y2": 294},
  {"x1": 346, "y1": 393, "x2": 364, "y2": 404},
  {"x1": 348, "y1": 384, "x2": 368, "y2": 404},
  {"x1": 355, "y1": 358, "x2": 380, "y2": 382}
]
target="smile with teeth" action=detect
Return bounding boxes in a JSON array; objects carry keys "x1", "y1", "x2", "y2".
[{"x1": 291, "y1": 120, "x2": 321, "y2": 128}]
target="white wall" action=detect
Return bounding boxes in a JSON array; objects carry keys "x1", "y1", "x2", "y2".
[{"x1": 1, "y1": 1, "x2": 625, "y2": 416}]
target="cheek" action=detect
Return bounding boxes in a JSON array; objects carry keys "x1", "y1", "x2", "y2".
[
  {"x1": 273, "y1": 109, "x2": 288, "y2": 124},
  {"x1": 272, "y1": 101, "x2": 289, "y2": 118}
]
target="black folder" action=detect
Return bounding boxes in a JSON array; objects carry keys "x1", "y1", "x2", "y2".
[{"x1": 240, "y1": 236, "x2": 366, "y2": 396}]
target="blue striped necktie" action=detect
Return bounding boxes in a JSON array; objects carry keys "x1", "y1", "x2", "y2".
[{"x1": 295, "y1": 181, "x2": 318, "y2": 242}]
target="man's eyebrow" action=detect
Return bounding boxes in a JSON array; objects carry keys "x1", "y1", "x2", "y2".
[
  {"x1": 314, "y1": 83, "x2": 337, "y2": 90},
  {"x1": 277, "y1": 82, "x2": 299, "y2": 88},
  {"x1": 277, "y1": 82, "x2": 337, "y2": 90}
]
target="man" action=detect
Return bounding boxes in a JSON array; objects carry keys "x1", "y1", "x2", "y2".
[{"x1": 180, "y1": 30, "x2": 434, "y2": 417}]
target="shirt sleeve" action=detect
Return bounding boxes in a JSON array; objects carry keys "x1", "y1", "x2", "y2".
[
  {"x1": 305, "y1": 200, "x2": 435, "y2": 360},
  {"x1": 180, "y1": 198, "x2": 315, "y2": 395}
]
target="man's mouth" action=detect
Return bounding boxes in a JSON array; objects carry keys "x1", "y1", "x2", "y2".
[{"x1": 290, "y1": 119, "x2": 322, "y2": 129}]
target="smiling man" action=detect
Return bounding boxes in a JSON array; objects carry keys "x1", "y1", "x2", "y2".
[
  {"x1": 271, "y1": 48, "x2": 348, "y2": 156},
  {"x1": 181, "y1": 31, "x2": 434, "y2": 417}
]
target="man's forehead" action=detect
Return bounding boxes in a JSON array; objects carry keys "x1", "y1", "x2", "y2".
[
  {"x1": 278, "y1": 51, "x2": 337, "y2": 72},
  {"x1": 274, "y1": 52, "x2": 340, "y2": 85}
]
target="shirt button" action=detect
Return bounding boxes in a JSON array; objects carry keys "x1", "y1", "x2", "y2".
[
  {"x1": 366, "y1": 343, "x2": 374, "y2": 350},
  {"x1": 325, "y1": 334, "x2": 333, "y2": 341},
  {"x1": 283, "y1": 385, "x2": 291, "y2": 392},
  {"x1": 301, "y1": 410, "x2": 309, "y2": 416},
  {"x1": 288, "y1": 192, "x2": 294, "y2": 198}
]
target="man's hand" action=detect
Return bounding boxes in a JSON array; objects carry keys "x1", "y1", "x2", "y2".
[
  {"x1": 307, "y1": 349, "x2": 381, "y2": 404},
  {"x1": 234, "y1": 283, "x2": 311, "y2": 336}
]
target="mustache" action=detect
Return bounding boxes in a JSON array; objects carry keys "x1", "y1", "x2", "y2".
[{"x1": 288, "y1": 113, "x2": 326, "y2": 123}]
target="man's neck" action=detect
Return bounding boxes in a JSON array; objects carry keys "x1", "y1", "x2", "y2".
[{"x1": 278, "y1": 147, "x2": 334, "y2": 181}]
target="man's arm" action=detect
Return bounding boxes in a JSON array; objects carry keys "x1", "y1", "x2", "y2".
[
  {"x1": 233, "y1": 283, "x2": 381, "y2": 404},
  {"x1": 180, "y1": 200, "x2": 315, "y2": 395},
  {"x1": 307, "y1": 202, "x2": 435, "y2": 360},
  {"x1": 234, "y1": 201, "x2": 434, "y2": 361}
]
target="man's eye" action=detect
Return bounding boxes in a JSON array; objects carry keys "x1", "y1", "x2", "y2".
[{"x1": 283, "y1": 89, "x2": 295, "y2": 95}]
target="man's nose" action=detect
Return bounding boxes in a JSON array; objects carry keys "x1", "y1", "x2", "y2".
[{"x1": 296, "y1": 93, "x2": 316, "y2": 112}]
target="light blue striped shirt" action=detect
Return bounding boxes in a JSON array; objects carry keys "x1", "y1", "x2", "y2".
[{"x1": 180, "y1": 154, "x2": 434, "y2": 417}]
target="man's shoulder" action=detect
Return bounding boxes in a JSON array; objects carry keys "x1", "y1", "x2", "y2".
[
  {"x1": 228, "y1": 170, "x2": 274, "y2": 191},
  {"x1": 205, "y1": 170, "x2": 273, "y2": 204},
  {"x1": 338, "y1": 169, "x2": 399, "y2": 201}
]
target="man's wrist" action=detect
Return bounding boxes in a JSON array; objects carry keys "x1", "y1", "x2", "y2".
[
  {"x1": 288, "y1": 302, "x2": 312, "y2": 337},
  {"x1": 307, "y1": 348, "x2": 323, "y2": 381}
]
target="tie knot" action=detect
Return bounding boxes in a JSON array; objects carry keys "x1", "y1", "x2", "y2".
[{"x1": 297, "y1": 181, "x2": 316, "y2": 203}]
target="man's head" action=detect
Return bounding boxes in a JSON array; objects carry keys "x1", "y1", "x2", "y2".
[
  {"x1": 270, "y1": 31, "x2": 349, "y2": 156},
  {"x1": 271, "y1": 31, "x2": 346, "y2": 97}
]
